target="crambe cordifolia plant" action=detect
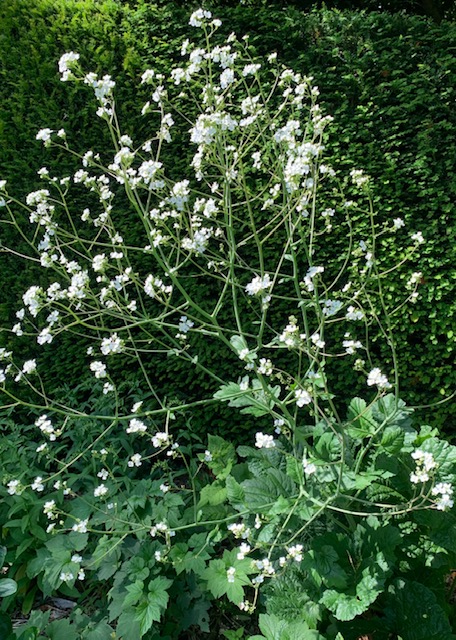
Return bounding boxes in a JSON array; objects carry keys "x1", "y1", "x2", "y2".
[{"x1": 0, "y1": 8, "x2": 455, "y2": 639}]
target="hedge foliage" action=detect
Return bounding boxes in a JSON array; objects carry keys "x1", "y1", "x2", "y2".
[{"x1": 0, "y1": 0, "x2": 454, "y2": 435}]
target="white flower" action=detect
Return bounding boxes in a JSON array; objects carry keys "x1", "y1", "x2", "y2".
[
  {"x1": 367, "y1": 368, "x2": 392, "y2": 390},
  {"x1": 295, "y1": 389, "x2": 311, "y2": 407},
  {"x1": 94, "y1": 484, "x2": 108, "y2": 498},
  {"x1": 303, "y1": 457, "x2": 316, "y2": 475},
  {"x1": 220, "y1": 68, "x2": 235, "y2": 89},
  {"x1": 246, "y1": 274, "x2": 271, "y2": 296},
  {"x1": 431, "y1": 482, "x2": 454, "y2": 511},
  {"x1": 71, "y1": 554, "x2": 82, "y2": 563},
  {"x1": 227, "y1": 522, "x2": 250, "y2": 539},
  {"x1": 160, "y1": 483, "x2": 170, "y2": 493},
  {"x1": 128, "y1": 453, "x2": 143, "y2": 467},
  {"x1": 236, "y1": 543, "x2": 251, "y2": 560},
  {"x1": 204, "y1": 450, "x2": 213, "y2": 462},
  {"x1": 287, "y1": 544, "x2": 303, "y2": 562},
  {"x1": 152, "y1": 431, "x2": 170, "y2": 448},
  {"x1": 411, "y1": 231, "x2": 424, "y2": 244},
  {"x1": 60, "y1": 572, "x2": 74, "y2": 583},
  {"x1": 72, "y1": 519, "x2": 89, "y2": 533},
  {"x1": 393, "y1": 218, "x2": 405, "y2": 229},
  {"x1": 302, "y1": 266, "x2": 324, "y2": 292},
  {"x1": 90, "y1": 361, "x2": 107, "y2": 379},
  {"x1": 257, "y1": 358, "x2": 273, "y2": 376},
  {"x1": 31, "y1": 477, "x2": 45, "y2": 492},
  {"x1": 189, "y1": 8, "x2": 212, "y2": 27},
  {"x1": 345, "y1": 305, "x2": 364, "y2": 321},
  {"x1": 97, "y1": 469, "x2": 109, "y2": 481},
  {"x1": 350, "y1": 168, "x2": 369, "y2": 187},
  {"x1": 43, "y1": 500, "x2": 57, "y2": 519},
  {"x1": 100, "y1": 334, "x2": 124, "y2": 355},
  {"x1": 141, "y1": 69, "x2": 155, "y2": 84},
  {"x1": 178, "y1": 316, "x2": 194, "y2": 333},
  {"x1": 103, "y1": 382, "x2": 114, "y2": 394},
  {"x1": 255, "y1": 432, "x2": 275, "y2": 449},
  {"x1": 58, "y1": 51, "x2": 80, "y2": 81},
  {"x1": 127, "y1": 418, "x2": 147, "y2": 434},
  {"x1": 22, "y1": 359, "x2": 37, "y2": 374},
  {"x1": 36, "y1": 128, "x2": 53, "y2": 143},
  {"x1": 7, "y1": 479, "x2": 22, "y2": 495}
]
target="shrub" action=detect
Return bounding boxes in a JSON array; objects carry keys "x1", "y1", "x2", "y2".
[{"x1": 1, "y1": 9, "x2": 455, "y2": 639}]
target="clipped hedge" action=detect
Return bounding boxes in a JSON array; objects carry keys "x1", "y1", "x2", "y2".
[{"x1": 0, "y1": 0, "x2": 454, "y2": 434}]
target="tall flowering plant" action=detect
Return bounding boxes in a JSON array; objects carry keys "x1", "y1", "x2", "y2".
[{"x1": 0, "y1": 9, "x2": 455, "y2": 639}]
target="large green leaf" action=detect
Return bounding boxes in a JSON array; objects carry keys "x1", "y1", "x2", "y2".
[
  {"x1": 242, "y1": 468, "x2": 297, "y2": 512},
  {"x1": 384, "y1": 579, "x2": 455, "y2": 640}
]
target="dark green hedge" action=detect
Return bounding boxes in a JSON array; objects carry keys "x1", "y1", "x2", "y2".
[{"x1": 0, "y1": 0, "x2": 454, "y2": 435}]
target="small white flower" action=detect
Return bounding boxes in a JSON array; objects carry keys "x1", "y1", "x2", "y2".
[
  {"x1": 367, "y1": 368, "x2": 392, "y2": 390},
  {"x1": 245, "y1": 274, "x2": 271, "y2": 296},
  {"x1": 128, "y1": 453, "x2": 143, "y2": 468},
  {"x1": 152, "y1": 431, "x2": 170, "y2": 448},
  {"x1": 255, "y1": 432, "x2": 275, "y2": 449},
  {"x1": 127, "y1": 418, "x2": 147, "y2": 434},
  {"x1": 72, "y1": 519, "x2": 89, "y2": 533},
  {"x1": 295, "y1": 389, "x2": 312, "y2": 407},
  {"x1": 237, "y1": 543, "x2": 251, "y2": 560},
  {"x1": 160, "y1": 483, "x2": 170, "y2": 493},
  {"x1": 132, "y1": 401, "x2": 143, "y2": 413},
  {"x1": 204, "y1": 450, "x2": 213, "y2": 462},
  {"x1": 303, "y1": 457, "x2": 316, "y2": 475},
  {"x1": 31, "y1": 477, "x2": 45, "y2": 492},
  {"x1": 7, "y1": 479, "x2": 22, "y2": 495},
  {"x1": 287, "y1": 544, "x2": 303, "y2": 562},
  {"x1": 100, "y1": 333, "x2": 124, "y2": 355},
  {"x1": 59, "y1": 572, "x2": 74, "y2": 583},
  {"x1": 22, "y1": 359, "x2": 37, "y2": 374},
  {"x1": 90, "y1": 361, "x2": 107, "y2": 379},
  {"x1": 94, "y1": 484, "x2": 108, "y2": 498},
  {"x1": 71, "y1": 554, "x2": 82, "y2": 563},
  {"x1": 393, "y1": 218, "x2": 405, "y2": 230},
  {"x1": 411, "y1": 231, "x2": 424, "y2": 244}
]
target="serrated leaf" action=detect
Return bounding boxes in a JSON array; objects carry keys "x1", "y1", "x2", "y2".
[
  {"x1": 380, "y1": 426, "x2": 405, "y2": 453},
  {"x1": 198, "y1": 482, "x2": 227, "y2": 507},
  {"x1": 124, "y1": 580, "x2": 144, "y2": 607},
  {"x1": 242, "y1": 469, "x2": 297, "y2": 512},
  {"x1": 346, "y1": 398, "x2": 375, "y2": 438},
  {"x1": 226, "y1": 475, "x2": 245, "y2": 506},
  {"x1": 134, "y1": 576, "x2": 172, "y2": 634}
]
